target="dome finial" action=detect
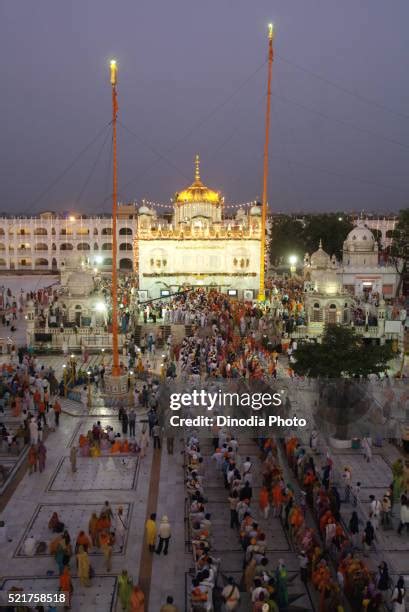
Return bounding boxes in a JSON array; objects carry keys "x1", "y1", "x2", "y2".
[
  {"x1": 319, "y1": 238, "x2": 323, "y2": 249},
  {"x1": 195, "y1": 154, "x2": 200, "y2": 182}
]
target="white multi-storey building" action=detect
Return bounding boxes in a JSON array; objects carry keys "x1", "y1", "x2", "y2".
[{"x1": 0, "y1": 207, "x2": 136, "y2": 273}]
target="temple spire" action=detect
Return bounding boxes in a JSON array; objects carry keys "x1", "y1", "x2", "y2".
[{"x1": 195, "y1": 154, "x2": 200, "y2": 182}]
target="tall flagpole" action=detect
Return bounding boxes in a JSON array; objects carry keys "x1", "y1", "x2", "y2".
[
  {"x1": 110, "y1": 59, "x2": 120, "y2": 376},
  {"x1": 258, "y1": 24, "x2": 274, "y2": 301}
]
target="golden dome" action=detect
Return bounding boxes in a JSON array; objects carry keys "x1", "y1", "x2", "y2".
[{"x1": 175, "y1": 155, "x2": 220, "y2": 204}]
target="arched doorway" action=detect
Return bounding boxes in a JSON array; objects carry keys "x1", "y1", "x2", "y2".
[{"x1": 119, "y1": 258, "x2": 133, "y2": 270}]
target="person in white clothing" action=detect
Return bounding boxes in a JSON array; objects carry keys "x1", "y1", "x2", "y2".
[
  {"x1": 114, "y1": 507, "x2": 127, "y2": 552},
  {"x1": 362, "y1": 437, "x2": 372, "y2": 462},
  {"x1": 369, "y1": 495, "x2": 382, "y2": 530},
  {"x1": 391, "y1": 576, "x2": 406, "y2": 612},
  {"x1": 241, "y1": 457, "x2": 253, "y2": 486}
]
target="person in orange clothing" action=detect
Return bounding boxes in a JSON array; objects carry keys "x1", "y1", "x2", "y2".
[
  {"x1": 272, "y1": 482, "x2": 283, "y2": 517},
  {"x1": 289, "y1": 506, "x2": 304, "y2": 539},
  {"x1": 121, "y1": 439, "x2": 130, "y2": 453},
  {"x1": 53, "y1": 399, "x2": 61, "y2": 427},
  {"x1": 110, "y1": 439, "x2": 122, "y2": 453},
  {"x1": 129, "y1": 585, "x2": 145, "y2": 612},
  {"x1": 78, "y1": 434, "x2": 88, "y2": 447},
  {"x1": 97, "y1": 513, "x2": 111, "y2": 535},
  {"x1": 319, "y1": 510, "x2": 334, "y2": 536},
  {"x1": 33, "y1": 388, "x2": 41, "y2": 411},
  {"x1": 99, "y1": 530, "x2": 114, "y2": 572},
  {"x1": 59, "y1": 566, "x2": 73, "y2": 609},
  {"x1": 75, "y1": 530, "x2": 91, "y2": 552},
  {"x1": 258, "y1": 487, "x2": 270, "y2": 519},
  {"x1": 38, "y1": 400, "x2": 46, "y2": 424}
]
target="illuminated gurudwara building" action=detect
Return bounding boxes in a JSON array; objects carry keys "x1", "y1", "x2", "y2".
[{"x1": 136, "y1": 155, "x2": 262, "y2": 300}]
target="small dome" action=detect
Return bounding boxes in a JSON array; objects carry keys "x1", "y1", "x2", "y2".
[
  {"x1": 345, "y1": 220, "x2": 375, "y2": 251},
  {"x1": 249, "y1": 204, "x2": 262, "y2": 216},
  {"x1": 310, "y1": 240, "x2": 330, "y2": 268},
  {"x1": 67, "y1": 271, "x2": 94, "y2": 297},
  {"x1": 139, "y1": 205, "x2": 153, "y2": 215},
  {"x1": 236, "y1": 207, "x2": 245, "y2": 217},
  {"x1": 316, "y1": 269, "x2": 341, "y2": 295}
]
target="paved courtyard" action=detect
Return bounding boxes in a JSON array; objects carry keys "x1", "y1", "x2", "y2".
[{"x1": 47, "y1": 456, "x2": 139, "y2": 492}]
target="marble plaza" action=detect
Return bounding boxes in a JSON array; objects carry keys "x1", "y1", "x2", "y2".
[{"x1": 47, "y1": 456, "x2": 139, "y2": 492}]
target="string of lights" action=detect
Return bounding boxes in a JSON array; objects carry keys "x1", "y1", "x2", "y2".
[{"x1": 137, "y1": 199, "x2": 260, "y2": 210}]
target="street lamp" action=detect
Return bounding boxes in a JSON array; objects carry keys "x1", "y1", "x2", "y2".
[
  {"x1": 289, "y1": 255, "x2": 298, "y2": 276},
  {"x1": 62, "y1": 364, "x2": 68, "y2": 397},
  {"x1": 87, "y1": 370, "x2": 92, "y2": 408}
]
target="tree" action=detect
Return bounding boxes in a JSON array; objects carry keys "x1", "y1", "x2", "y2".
[
  {"x1": 389, "y1": 208, "x2": 409, "y2": 296},
  {"x1": 293, "y1": 325, "x2": 393, "y2": 438},
  {"x1": 293, "y1": 324, "x2": 392, "y2": 379},
  {"x1": 302, "y1": 214, "x2": 353, "y2": 259},
  {"x1": 268, "y1": 213, "x2": 354, "y2": 267},
  {"x1": 269, "y1": 216, "x2": 305, "y2": 266}
]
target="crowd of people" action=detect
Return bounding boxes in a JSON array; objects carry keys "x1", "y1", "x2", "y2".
[
  {"x1": 284, "y1": 435, "x2": 407, "y2": 611},
  {"x1": 21, "y1": 500, "x2": 130, "y2": 608},
  {"x1": 0, "y1": 351, "x2": 63, "y2": 485},
  {"x1": 180, "y1": 417, "x2": 409, "y2": 611},
  {"x1": 75, "y1": 417, "x2": 141, "y2": 458},
  {"x1": 184, "y1": 432, "x2": 220, "y2": 611}
]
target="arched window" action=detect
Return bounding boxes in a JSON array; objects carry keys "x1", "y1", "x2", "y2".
[
  {"x1": 327, "y1": 303, "x2": 337, "y2": 324},
  {"x1": 35, "y1": 258, "x2": 48, "y2": 267},
  {"x1": 18, "y1": 258, "x2": 32, "y2": 267},
  {"x1": 311, "y1": 302, "x2": 321, "y2": 323},
  {"x1": 102, "y1": 243, "x2": 112, "y2": 250},
  {"x1": 119, "y1": 243, "x2": 133, "y2": 251},
  {"x1": 52, "y1": 243, "x2": 57, "y2": 251},
  {"x1": 77, "y1": 243, "x2": 91, "y2": 250},
  {"x1": 119, "y1": 258, "x2": 133, "y2": 270},
  {"x1": 35, "y1": 243, "x2": 48, "y2": 251},
  {"x1": 0, "y1": 243, "x2": 5, "y2": 251},
  {"x1": 60, "y1": 243, "x2": 74, "y2": 251},
  {"x1": 103, "y1": 257, "x2": 112, "y2": 266},
  {"x1": 94, "y1": 243, "x2": 99, "y2": 250},
  {"x1": 119, "y1": 227, "x2": 133, "y2": 235},
  {"x1": 0, "y1": 229, "x2": 4, "y2": 236},
  {"x1": 51, "y1": 228, "x2": 56, "y2": 235},
  {"x1": 0, "y1": 258, "x2": 6, "y2": 266},
  {"x1": 34, "y1": 228, "x2": 47, "y2": 236},
  {"x1": 93, "y1": 228, "x2": 98, "y2": 235},
  {"x1": 102, "y1": 227, "x2": 112, "y2": 235}
]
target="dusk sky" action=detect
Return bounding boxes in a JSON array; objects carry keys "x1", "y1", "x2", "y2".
[{"x1": 1, "y1": 0, "x2": 409, "y2": 215}]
